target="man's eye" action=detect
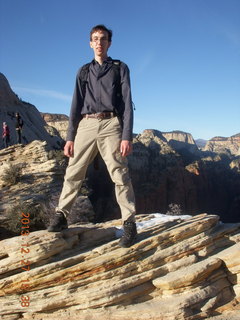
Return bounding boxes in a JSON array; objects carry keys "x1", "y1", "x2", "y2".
[{"x1": 92, "y1": 37, "x2": 108, "y2": 42}]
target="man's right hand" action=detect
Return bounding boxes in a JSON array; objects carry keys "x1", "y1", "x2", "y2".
[{"x1": 64, "y1": 141, "x2": 74, "y2": 157}]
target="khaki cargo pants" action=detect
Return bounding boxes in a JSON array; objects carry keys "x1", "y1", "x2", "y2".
[{"x1": 57, "y1": 116, "x2": 136, "y2": 223}]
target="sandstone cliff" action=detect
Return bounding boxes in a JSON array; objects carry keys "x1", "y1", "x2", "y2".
[
  {"x1": 204, "y1": 134, "x2": 240, "y2": 156},
  {"x1": 0, "y1": 213, "x2": 240, "y2": 320},
  {"x1": 0, "y1": 73, "x2": 63, "y2": 149}
]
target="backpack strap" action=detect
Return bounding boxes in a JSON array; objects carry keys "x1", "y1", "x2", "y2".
[
  {"x1": 112, "y1": 60, "x2": 136, "y2": 112},
  {"x1": 112, "y1": 59, "x2": 121, "y2": 66},
  {"x1": 111, "y1": 59, "x2": 121, "y2": 80},
  {"x1": 111, "y1": 60, "x2": 121, "y2": 79},
  {"x1": 79, "y1": 63, "x2": 91, "y2": 98},
  {"x1": 111, "y1": 60, "x2": 123, "y2": 116}
]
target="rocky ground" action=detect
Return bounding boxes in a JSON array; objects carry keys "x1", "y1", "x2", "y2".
[{"x1": 0, "y1": 213, "x2": 240, "y2": 319}]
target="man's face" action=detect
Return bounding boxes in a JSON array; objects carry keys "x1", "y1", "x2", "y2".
[{"x1": 90, "y1": 30, "x2": 111, "y2": 58}]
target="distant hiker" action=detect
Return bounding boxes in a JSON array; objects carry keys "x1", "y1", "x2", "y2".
[
  {"x1": 2, "y1": 122, "x2": 10, "y2": 148},
  {"x1": 15, "y1": 112, "x2": 23, "y2": 144},
  {"x1": 48, "y1": 24, "x2": 137, "y2": 248}
]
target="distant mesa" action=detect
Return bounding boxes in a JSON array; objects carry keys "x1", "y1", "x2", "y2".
[
  {"x1": 204, "y1": 134, "x2": 240, "y2": 156},
  {"x1": 41, "y1": 112, "x2": 69, "y2": 140},
  {"x1": 40, "y1": 112, "x2": 69, "y2": 122}
]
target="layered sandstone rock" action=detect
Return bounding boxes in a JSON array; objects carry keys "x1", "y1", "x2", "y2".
[
  {"x1": 0, "y1": 213, "x2": 240, "y2": 319},
  {"x1": 204, "y1": 134, "x2": 240, "y2": 156},
  {"x1": 0, "y1": 73, "x2": 63, "y2": 149}
]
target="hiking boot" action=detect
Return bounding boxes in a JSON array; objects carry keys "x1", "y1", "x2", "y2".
[
  {"x1": 48, "y1": 212, "x2": 68, "y2": 232},
  {"x1": 119, "y1": 221, "x2": 137, "y2": 248}
]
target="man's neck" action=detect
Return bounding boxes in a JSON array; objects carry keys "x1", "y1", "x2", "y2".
[{"x1": 94, "y1": 55, "x2": 108, "y2": 65}]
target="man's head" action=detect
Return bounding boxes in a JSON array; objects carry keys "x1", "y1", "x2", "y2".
[
  {"x1": 90, "y1": 25, "x2": 112, "y2": 61},
  {"x1": 90, "y1": 25, "x2": 112, "y2": 42}
]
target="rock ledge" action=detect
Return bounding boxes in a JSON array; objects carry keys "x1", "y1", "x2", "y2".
[{"x1": 0, "y1": 213, "x2": 240, "y2": 319}]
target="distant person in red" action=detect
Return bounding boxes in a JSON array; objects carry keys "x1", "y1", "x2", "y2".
[
  {"x1": 15, "y1": 112, "x2": 23, "y2": 144},
  {"x1": 2, "y1": 122, "x2": 10, "y2": 148}
]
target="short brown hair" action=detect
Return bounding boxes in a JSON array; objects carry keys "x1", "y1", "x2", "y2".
[{"x1": 90, "y1": 24, "x2": 112, "y2": 42}]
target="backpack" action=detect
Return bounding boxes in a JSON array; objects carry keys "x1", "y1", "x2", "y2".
[{"x1": 79, "y1": 60, "x2": 123, "y2": 116}]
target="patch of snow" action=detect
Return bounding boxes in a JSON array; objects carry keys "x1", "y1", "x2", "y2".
[{"x1": 115, "y1": 213, "x2": 192, "y2": 238}]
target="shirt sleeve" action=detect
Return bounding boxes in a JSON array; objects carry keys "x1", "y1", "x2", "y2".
[
  {"x1": 66, "y1": 69, "x2": 84, "y2": 141},
  {"x1": 120, "y1": 63, "x2": 134, "y2": 141}
]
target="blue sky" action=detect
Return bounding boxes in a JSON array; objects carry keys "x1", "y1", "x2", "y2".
[{"x1": 1, "y1": 0, "x2": 239, "y2": 140}]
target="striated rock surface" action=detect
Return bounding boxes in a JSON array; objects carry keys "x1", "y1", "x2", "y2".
[
  {"x1": 0, "y1": 73, "x2": 63, "y2": 149},
  {"x1": 0, "y1": 213, "x2": 240, "y2": 319},
  {"x1": 204, "y1": 134, "x2": 240, "y2": 156}
]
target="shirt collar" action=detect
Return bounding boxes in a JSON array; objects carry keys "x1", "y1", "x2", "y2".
[{"x1": 92, "y1": 56, "x2": 112, "y2": 65}]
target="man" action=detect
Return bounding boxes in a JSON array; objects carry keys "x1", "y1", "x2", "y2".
[
  {"x1": 48, "y1": 25, "x2": 137, "y2": 248},
  {"x1": 15, "y1": 112, "x2": 23, "y2": 144}
]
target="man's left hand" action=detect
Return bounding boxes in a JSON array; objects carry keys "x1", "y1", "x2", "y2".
[{"x1": 120, "y1": 140, "x2": 132, "y2": 157}]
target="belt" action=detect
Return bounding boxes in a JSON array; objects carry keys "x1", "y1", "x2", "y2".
[{"x1": 82, "y1": 112, "x2": 116, "y2": 120}]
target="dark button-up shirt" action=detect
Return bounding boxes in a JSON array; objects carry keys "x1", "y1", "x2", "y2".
[{"x1": 66, "y1": 57, "x2": 133, "y2": 141}]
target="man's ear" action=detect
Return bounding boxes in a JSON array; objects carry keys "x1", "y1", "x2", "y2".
[{"x1": 90, "y1": 41, "x2": 93, "y2": 49}]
